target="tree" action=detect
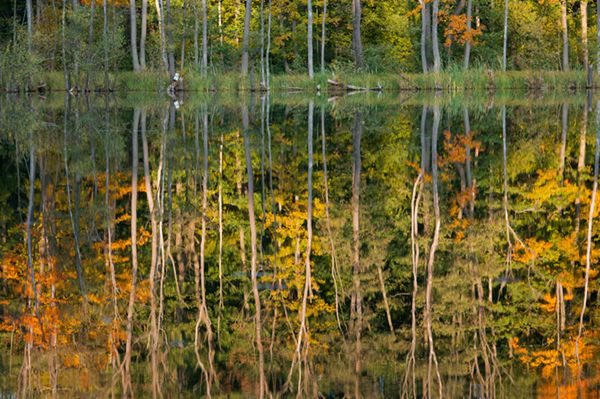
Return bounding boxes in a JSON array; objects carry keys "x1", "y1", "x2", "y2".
[
  {"x1": 432, "y1": 0, "x2": 441, "y2": 72},
  {"x1": 352, "y1": 0, "x2": 364, "y2": 68},
  {"x1": 420, "y1": 0, "x2": 430, "y2": 73},
  {"x1": 201, "y1": 0, "x2": 208, "y2": 74},
  {"x1": 582, "y1": 0, "x2": 588, "y2": 72},
  {"x1": 129, "y1": 0, "x2": 141, "y2": 71},
  {"x1": 26, "y1": 0, "x2": 33, "y2": 51},
  {"x1": 320, "y1": 0, "x2": 327, "y2": 73},
  {"x1": 241, "y1": 0, "x2": 252, "y2": 76},
  {"x1": 561, "y1": 0, "x2": 569, "y2": 71},
  {"x1": 307, "y1": 0, "x2": 314, "y2": 78},
  {"x1": 464, "y1": 0, "x2": 473, "y2": 69},
  {"x1": 140, "y1": 0, "x2": 147, "y2": 69},
  {"x1": 502, "y1": 0, "x2": 508, "y2": 71}
]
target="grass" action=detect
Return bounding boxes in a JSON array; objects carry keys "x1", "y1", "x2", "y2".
[{"x1": 9, "y1": 68, "x2": 592, "y2": 93}]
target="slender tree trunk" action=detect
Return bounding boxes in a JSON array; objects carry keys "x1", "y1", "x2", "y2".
[
  {"x1": 266, "y1": 0, "x2": 272, "y2": 88},
  {"x1": 26, "y1": 0, "x2": 33, "y2": 51},
  {"x1": 260, "y1": 0, "x2": 266, "y2": 84},
  {"x1": 582, "y1": 0, "x2": 589, "y2": 71},
  {"x1": 202, "y1": 0, "x2": 208, "y2": 74},
  {"x1": 140, "y1": 0, "x2": 147, "y2": 69},
  {"x1": 194, "y1": 3, "x2": 199, "y2": 68},
  {"x1": 420, "y1": 0, "x2": 429, "y2": 73},
  {"x1": 122, "y1": 108, "x2": 140, "y2": 397},
  {"x1": 241, "y1": 0, "x2": 252, "y2": 75},
  {"x1": 320, "y1": 0, "x2": 327, "y2": 73},
  {"x1": 166, "y1": 0, "x2": 175, "y2": 75},
  {"x1": 352, "y1": 0, "x2": 364, "y2": 68},
  {"x1": 243, "y1": 105, "x2": 268, "y2": 398},
  {"x1": 432, "y1": 0, "x2": 441, "y2": 73},
  {"x1": 129, "y1": 0, "x2": 141, "y2": 71},
  {"x1": 307, "y1": 0, "x2": 314, "y2": 77},
  {"x1": 464, "y1": 0, "x2": 472, "y2": 69},
  {"x1": 103, "y1": 0, "x2": 109, "y2": 89},
  {"x1": 502, "y1": 0, "x2": 509, "y2": 71},
  {"x1": 561, "y1": 0, "x2": 569, "y2": 71},
  {"x1": 180, "y1": 0, "x2": 188, "y2": 69},
  {"x1": 61, "y1": 0, "x2": 70, "y2": 90},
  {"x1": 218, "y1": 0, "x2": 224, "y2": 44},
  {"x1": 85, "y1": 0, "x2": 96, "y2": 90},
  {"x1": 155, "y1": 0, "x2": 169, "y2": 72}
]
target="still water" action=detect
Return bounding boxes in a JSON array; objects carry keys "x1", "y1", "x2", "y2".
[{"x1": 0, "y1": 91, "x2": 599, "y2": 398}]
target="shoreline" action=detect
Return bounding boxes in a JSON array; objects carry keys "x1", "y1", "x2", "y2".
[{"x1": 2, "y1": 69, "x2": 595, "y2": 94}]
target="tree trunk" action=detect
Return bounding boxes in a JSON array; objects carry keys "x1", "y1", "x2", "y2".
[
  {"x1": 561, "y1": 0, "x2": 569, "y2": 71},
  {"x1": 321, "y1": 0, "x2": 327, "y2": 73},
  {"x1": 582, "y1": 0, "x2": 589, "y2": 71},
  {"x1": 103, "y1": 0, "x2": 109, "y2": 89},
  {"x1": 420, "y1": 0, "x2": 429, "y2": 73},
  {"x1": 260, "y1": 0, "x2": 266, "y2": 84},
  {"x1": 140, "y1": 0, "x2": 147, "y2": 69},
  {"x1": 26, "y1": 0, "x2": 33, "y2": 51},
  {"x1": 307, "y1": 0, "x2": 314, "y2": 77},
  {"x1": 202, "y1": 0, "x2": 208, "y2": 74},
  {"x1": 194, "y1": 3, "x2": 199, "y2": 68},
  {"x1": 166, "y1": 0, "x2": 175, "y2": 75},
  {"x1": 502, "y1": 0, "x2": 509, "y2": 71},
  {"x1": 218, "y1": 0, "x2": 224, "y2": 44},
  {"x1": 464, "y1": 0, "x2": 472, "y2": 69},
  {"x1": 155, "y1": 0, "x2": 169, "y2": 72},
  {"x1": 432, "y1": 0, "x2": 441, "y2": 72},
  {"x1": 352, "y1": 0, "x2": 364, "y2": 69},
  {"x1": 266, "y1": 0, "x2": 272, "y2": 88},
  {"x1": 129, "y1": 0, "x2": 141, "y2": 71},
  {"x1": 241, "y1": 0, "x2": 252, "y2": 75}
]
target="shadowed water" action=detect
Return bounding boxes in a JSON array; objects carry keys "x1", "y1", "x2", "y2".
[{"x1": 0, "y1": 91, "x2": 599, "y2": 398}]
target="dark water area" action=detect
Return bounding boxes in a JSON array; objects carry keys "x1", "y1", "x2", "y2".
[{"x1": 0, "y1": 91, "x2": 599, "y2": 398}]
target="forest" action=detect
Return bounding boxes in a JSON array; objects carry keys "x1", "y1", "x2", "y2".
[
  {"x1": 2, "y1": 1, "x2": 600, "y2": 399},
  {"x1": 2, "y1": 0, "x2": 600, "y2": 91}
]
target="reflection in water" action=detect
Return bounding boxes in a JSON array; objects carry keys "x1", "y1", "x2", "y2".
[{"x1": 0, "y1": 92, "x2": 599, "y2": 398}]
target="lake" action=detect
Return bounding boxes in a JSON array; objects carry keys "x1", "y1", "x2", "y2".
[{"x1": 0, "y1": 90, "x2": 598, "y2": 398}]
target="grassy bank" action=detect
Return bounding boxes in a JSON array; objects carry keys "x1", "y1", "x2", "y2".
[{"x1": 22, "y1": 68, "x2": 592, "y2": 93}]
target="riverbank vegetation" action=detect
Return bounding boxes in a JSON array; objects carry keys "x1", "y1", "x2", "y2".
[{"x1": 2, "y1": 1, "x2": 600, "y2": 92}]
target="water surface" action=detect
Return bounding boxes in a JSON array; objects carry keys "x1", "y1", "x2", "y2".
[{"x1": 0, "y1": 91, "x2": 599, "y2": 398}]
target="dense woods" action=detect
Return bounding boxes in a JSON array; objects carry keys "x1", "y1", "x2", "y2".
[
  {"x1": 3, "y1": 1, "x2": 600, "y2": 399},
  {"x1": 2, "y1": 1, "x2": 600, "y2": 90}
]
